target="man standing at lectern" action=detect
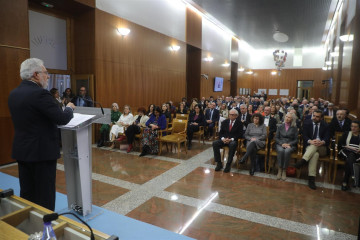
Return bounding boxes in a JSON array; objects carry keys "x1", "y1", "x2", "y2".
[{"x1": 8, "y1": 58, "x2": 75, "y2": 210}]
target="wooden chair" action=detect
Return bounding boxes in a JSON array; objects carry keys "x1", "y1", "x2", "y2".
[
  {"x1": 332, "y1": 131, "x2": 345, "y2": 183},
  {"x1": 175, "y1": 114, "x2": 189, "y2": 120},
  {"x1": 193, "y1": 126, "x2": 205, "y2": 144},
  {"x1": 159, "y1": 119, "x2": 188, "y2": 158},
  {"x1": 324, "y1": 116, "x2": 332, "y2": 124}
]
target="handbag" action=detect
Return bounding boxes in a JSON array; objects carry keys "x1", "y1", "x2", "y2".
[{"x1": 286, "y1": 166, "x2": 296, "y2": 177}]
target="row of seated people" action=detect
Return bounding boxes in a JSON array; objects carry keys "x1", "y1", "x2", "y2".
[{"x1": 96, "y1": 97, "x2": 357, "y2": 191}]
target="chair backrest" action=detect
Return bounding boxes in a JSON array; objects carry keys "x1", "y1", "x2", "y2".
[
  {"x1": 176, "y1": 114, "x2": 189, "y2": 120},
  {"x1": 171, "y1": 119, "x2": 188, "y2": 134},
  {"x1": 324, "y1": 116, "x2": 332, "y2": 124}
]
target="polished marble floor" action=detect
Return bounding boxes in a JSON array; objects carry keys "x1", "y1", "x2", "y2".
[{"x1": 1, "y1": 141, "x2": 359, "y2": 240}]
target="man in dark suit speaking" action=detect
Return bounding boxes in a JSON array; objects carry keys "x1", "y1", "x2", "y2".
[
  {"x1": 8, "y1": 58, "x2": 75, "y2": 210},
  {"x1": 213, "y1": 109, "x2": 243, "y2": 173}
]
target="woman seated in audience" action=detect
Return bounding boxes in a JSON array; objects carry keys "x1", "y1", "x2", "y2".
[
  {"x1": 175, "y1": 102, "x2": 188, "y2": 118},
  {"x1": 50, "y1": 88, "x2": 64, "y2": 110},
  {"x1": 203, "y1": 99, "x2": 210, "y2": 112},
  {"x1": 109, "y1": 105, "x2": 134, "y2": 148},
  {"x1": 248, "y1": 104, "x2": 254, "y2": 115},
  {"x1": 125, "y1": 107, "x2": 149, "y2": 153},
  {"x1": 97, "y1": 103, "x2": 121, "y2": 147},
  {"x1": 62, "y1": 88, "x2": 74, "y2": 105},
  {"x1": 338, "y1": 120, "x2": 360, "y2": 191},
  {"x1": 139, "y1": 106, "x2": 167, "y2": 157},
  {"x1": 254, "y1": 105, "x2": 265, "y2": 116},
  {"x1": 239, "y1": 113, "x2": 267, "y2": 176},
  {"x1": 274, "y1": 113, "x2": 298, "y2": 180},
  {"x1": 220, "y1": 103, "x2": 229, "y2": 118},
  {"x1": 187, "y1": 104, "x2": 205, "y2": 150},
  {"x1": 189, "y1": 100, "x2": 198, "y2": 113},
  {"x1": 270, "y1": 104, "x2": 281, "y2": 123},
  {"x1": 147, "y1": 104, "x2": 155, "y2": 117},
  {"x1": 162, "y1": 103, "x2": 172, "y2": 123}
]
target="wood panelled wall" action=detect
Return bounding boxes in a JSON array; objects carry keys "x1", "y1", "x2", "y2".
[
  {"x1": 94, "y1": 9, "x2": 186, "y2": 110},
  {"x1": 0, "y1": 0, "x2": 30, "y2": 165},
  {"x1": 238, "y1": 69, "x2": 328, "y2": 99},
  {"x1": 186, "y1": 8, "x2": 202, "y2": 49},
  {"x1": 200, "y1": 52, "x2": 231, "y2": 98}
]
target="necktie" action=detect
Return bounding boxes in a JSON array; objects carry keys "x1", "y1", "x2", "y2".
[
  {"x1": 339, "y1": 121, "x2": 343, "y2": 128},
  {"x1": 229, "y1": 120, "x2": 233, "y2": 131},
  {"x1": 242, "y1": 115, "x2": 245, "y2": 120},
  {"x1": 210, "y1": 109, "x2": 213, "y2": 120},
  {"x1": 313, "y1": 123, "x2": 319, "y2": 139}
]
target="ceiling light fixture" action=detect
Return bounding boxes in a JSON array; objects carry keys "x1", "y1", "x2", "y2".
[
  {"x1": 325, "y1": 60, "x2": 332, "y2": 65},
  {"x1": 273, "y1": 30, "x2": 289, "y2": 43},
  {"x1": 330, "y1": 52, "x2": 339, "y2": 57},
  {"x1": 204, "y1": 57, "x2": 214, "y2": 62},
  {"x1": 222, "y1": 62, "x2": 230, "y2": 67},
  {"x1": 339, "y1": 34, "x2": 354, "y2": 42},
  {"x1": 327, "y1": 66, "x2": 332, "y2": 70},
  {"x1": 117, "y1": 28, "x2": 131, "y2": 36},
  {"x1": 170, "y1": 45, "x2": 180, "y2": 51},
  {"x1": 271, "y1": 71, "x2": 277, "y2": 75},
  {"x1": 245, "y1": 70, "x2": 253, "y2": 75},
  {"x1": 322, "y1": 66, "x2": 328, "y2": 71},
  {"x1": 238, "y1": 67, "x2": 245, "y2": 72}
]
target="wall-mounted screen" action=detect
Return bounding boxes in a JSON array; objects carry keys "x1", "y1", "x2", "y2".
[{"x1": 214, "y1": 77, "x2": 224, "y2": 92}]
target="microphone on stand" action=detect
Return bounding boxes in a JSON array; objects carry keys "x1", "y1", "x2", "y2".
[{"x1": 80, "y1": 97, "x2": 104, "y2": 115}]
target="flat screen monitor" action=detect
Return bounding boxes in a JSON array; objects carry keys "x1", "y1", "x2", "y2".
[{"x1": 214, "y1": 77, "x2": 224, "y2": 92}]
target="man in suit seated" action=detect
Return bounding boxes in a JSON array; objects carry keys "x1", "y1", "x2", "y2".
[
  {"x1": 263, "y1": 106, "x2": 277, "y2": 141},
  {"x1": 329, "y1": 109, "x2": 351, "y2": 138},
  {"x1": 71, "y1": 86, "x2": 93, "y2": 107},
  {"x1": 205, "y1": 102, "x2": 220, "y2": 140},
  {"x1": 296, "y1": 110, "x2": 330, "y2": 190},
  {"x1": 304, "y1": 105, "x2": 318, "y2": 121},
  {"x1": 213, "y1": 109, "x2": 243, "y2": 173},
  {"x1": 239, "y1": 104, "x2": 252, "y2": 133},
  {"x1": 323, "y1": 103, "x2": 335, "y2": 117}
]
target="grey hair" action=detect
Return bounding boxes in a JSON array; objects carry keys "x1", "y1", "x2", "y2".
[
  {"x1": 286, "y1": 112, "x2": 297, "y2": 127},
  {"x1": 20, "y1": 58, "x2": 44, "y2": 80},
  {"x1": 112, "y1": 103, "x2": 119, "y2": 110},
  {"x1": 229, "y1": 108, "x2": 239, "y2": 115},
  {"x1": 240, "y1": 104, "x2": 247, "y2": 108}
]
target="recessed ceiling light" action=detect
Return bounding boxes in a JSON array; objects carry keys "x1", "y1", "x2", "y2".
[
  {"x1": 339, "y1": 34, "x2": 354, "y2": 42},
  {"x1": 273, "y1": 31, "x2": 289, "y2": 43}
]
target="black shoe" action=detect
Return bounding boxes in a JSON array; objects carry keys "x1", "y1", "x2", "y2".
[
  {"x1": 187, "y1": 143, "x2": 192, "y2": 150},
  {"x1": 223, "y1": 164, "x2": 231, "y2": 173},
  {"x1": 139, "y1": 151, "x2": 147, "y2": 157},
  {"x1": 249, "y1": 169, "x2": 255, "y2": 176},
  {"x1": 239, "y1": 156, "x2": 246, "y2": 164},
  {"x1": 295, "y1": 159, "x2": 307, "y2": 169},
  {"x1": 341, "y1": 183, "x2": 349, "y2": 191},
  {"x1": 215, "y1": 162, "x2": 223, "y2": 171},
  {"x1": 308, "y1": 177, "x2": 317, "y2": 190}
]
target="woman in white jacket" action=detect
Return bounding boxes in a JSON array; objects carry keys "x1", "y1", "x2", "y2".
[
  {"x1": 125, "y1": 107, "x2": 149, "y2": 153},
  {"x1": 110, "y1": 105, "x2": 134, "y2": 148}
]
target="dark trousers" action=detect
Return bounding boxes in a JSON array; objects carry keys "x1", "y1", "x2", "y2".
[
  {"x1": 125, "y1": 125, "x2": 141, "y2": 144},
  {"x1": 17, "y1": 160, "x2": 57, "y2": 211},
  {"x1": 344, "y1": 152, "x2": 357, "y2": 184},
  {"x1": 187, "y1": 125, "x2": 200, "y2": 143},
  {"x1": 242, "y1": 142, "x2": 258, "y2": 170},
  {"x1": 206, "y1": 122, "x2": 215, "y2": 136},
  {"x1": 212, "y1": 139, "x2": 238, "y2": 165}
]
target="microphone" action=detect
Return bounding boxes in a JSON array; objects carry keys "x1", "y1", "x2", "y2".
[{"x1": 80, "y1": 97, "x2": 104, "y2": 115}]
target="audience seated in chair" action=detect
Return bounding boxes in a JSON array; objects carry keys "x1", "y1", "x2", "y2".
[
  {"x1": 295, "y1": 110, "x2": 329, "y2": 190},
  {"x1": 337, "y1": 120, "x2": 360, "y2": 191},
  {"x1": 109, "y1": 105, "x2": 134, "y2": 148},
  {"x1": 239, "y1": 113, "x2": 267, "y2": 176},
  {"x1": 187, "y1": 104, "x2": 205, "y2": 150},
  {"x1": 139, "y1": 106, "x2": 167, "y2": 157},
  {"x1": 213, "y1": 109, "x2": 243, "y2": 173},
  {"x1": 274, "y1": 113, "x2": 298, "y2": 181},
  {"x1": 329, "y1": 109, "x2": 351, "y2": 139},
  {"x1": 124, "y1": 107, "x2": 149, "y2": 153},
  {"x1": 205, "y1": 102, "x2": 220, "y2": 140},
  {"x1": 97, "y1": 103, "x2": 121, "y2": 147}
]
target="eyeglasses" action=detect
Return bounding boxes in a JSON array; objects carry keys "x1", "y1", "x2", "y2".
[{"x1": 36, "y1": 71, "x2": 49, "y2": 75}]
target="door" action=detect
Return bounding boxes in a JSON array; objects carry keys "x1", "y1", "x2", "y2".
[{"x1": 297, "y1": 81, "x2": 313, "y2": 99}]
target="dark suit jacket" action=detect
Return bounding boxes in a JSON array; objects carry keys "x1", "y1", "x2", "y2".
[
  {"x1": 71, "y1": 95, "x2": 94, "y2": 107},
  {"x1": 8, "y1": 80, "x2": 74, "y2": 162},
  {"x1": 329, "y1": 117, "x2": 351, "y2": 138},
  {"x1": 219, "y1": 118, "x2": 243, "y2": 142},
  {"x1": 239, "y1": 113, "x2": 252, "y2": 128},
  {"x1": 324, "y1": 109, "x2": 336, "y2": 117},
  {"x1": 205, "y1": 108, "x2": 220, "y2": 122},
  {"x1": 302, "y1": 120, "x2": 330, "y2": 148},
  {"x1": 188, "y1": 112, "x2": 205, "y2": 126},
  {"x1": 265, "y1": 116, "x2": 277, "y2": 140}
]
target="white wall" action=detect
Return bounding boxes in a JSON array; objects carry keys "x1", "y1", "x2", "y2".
[
  {"x1": 202, "y1": 18, "x2": 231, "y2": 61},
  {"x1": 249, "y1": 47, "x2": 325, "y2": 69},
  {"x1": 96, "y1": 0, "x2": 186, "y2": 42}
]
